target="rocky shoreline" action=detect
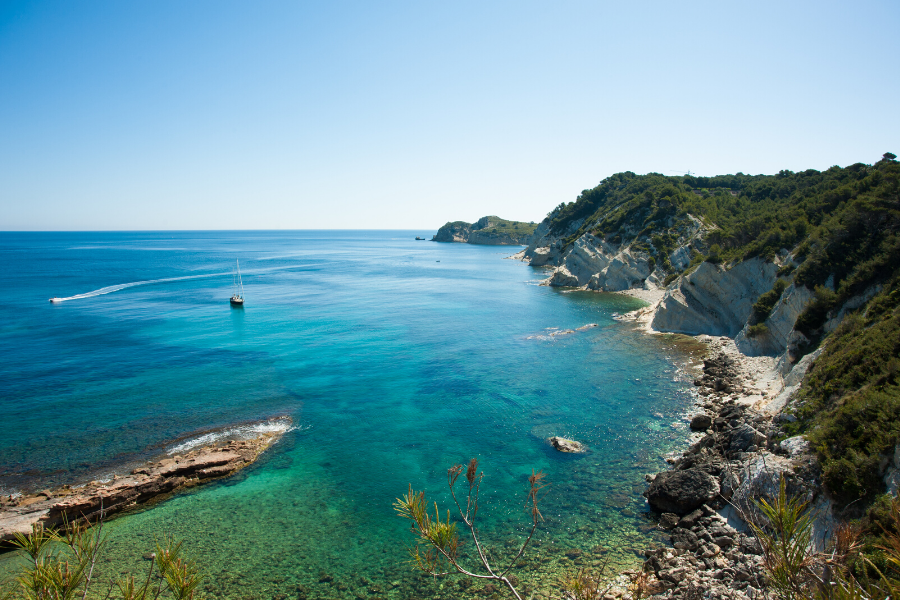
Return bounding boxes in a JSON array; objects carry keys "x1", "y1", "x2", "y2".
[
  {"x1": 0, "y1": 417, "x2": 291, "y2": 544},
  {"x1": 603, "y1": 339, "x2": 823, "y2": 600}
]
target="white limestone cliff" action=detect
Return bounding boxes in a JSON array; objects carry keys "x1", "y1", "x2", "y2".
[
  {"x1": 734, "y1": 283, "x2": 815, "y2": 357},
  {"x1": 650, "y1": 259, "x2": 778, "y2": 337}
]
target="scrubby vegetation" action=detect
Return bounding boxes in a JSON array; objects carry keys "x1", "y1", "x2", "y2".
[
  {"x1": 439, "y1": 216, "x2": 538, "y2": 237},
  {"x1": 395, "y1": 459, "x2": 548, "y2": 600},
  {"x1": 548, "y1": 153, "x2": 900, "y2": 533},
  {"x1": 789, "y1": 277, "x2": 900, "y2": 506},
  {"x1": 751, "y1": 478, "x2": 900, "y2": 599},
  {"x1": 752, "y1": 279, "x2": 789, "y2": 324},
  {"x1": 2, "y1": 521, "x2": 202, "y2": 600},
  {"x1": 470, "y1": 216, "x2": 538, "y2": 236},
  {"x1": 545, "y1": 153, "x2": 900, "y2": 299}
]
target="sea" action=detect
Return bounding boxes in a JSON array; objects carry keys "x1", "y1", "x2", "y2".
[{"x1": 0, "y1": 230, "x2": 702, "y2": 599}]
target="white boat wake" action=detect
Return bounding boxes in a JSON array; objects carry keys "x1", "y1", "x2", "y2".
[
  {"x1": 48, "y1": 264, "x2": 313, "y2": 303},
  {"x1": 49, "y1": 272, "x2": 227, "y2": 303}
]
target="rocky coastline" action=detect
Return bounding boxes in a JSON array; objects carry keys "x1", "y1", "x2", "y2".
[
  {"x1": 499, "y1": 199, "x2": 861, "y2": 596},
  {"x1": 598, "y1": 335, "x2": 824, "y2": 600},
  {"x1": 0, "y1": 417, "x2": 291, "y2": 544}
]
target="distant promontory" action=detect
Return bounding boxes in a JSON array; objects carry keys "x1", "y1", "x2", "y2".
[{"x1": 432, "y1": 216, "x2": 537, "y2": 245}]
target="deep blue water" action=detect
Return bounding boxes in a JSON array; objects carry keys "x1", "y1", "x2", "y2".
[{"x1": 0, "y1": 231, "x2": 699, "y2": 599}]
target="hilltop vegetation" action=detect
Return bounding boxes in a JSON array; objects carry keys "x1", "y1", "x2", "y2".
[
  {"x1": 433, "y1": 215, "x2": 537, "y2": 245},
  {"x1": 550, "y1": 154, "x2": 900, "y2": 337}
]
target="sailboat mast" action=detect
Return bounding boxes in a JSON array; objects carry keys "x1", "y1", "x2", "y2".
[{"x1": 237, "y1": 259, "x2": 244, "y2": 297}]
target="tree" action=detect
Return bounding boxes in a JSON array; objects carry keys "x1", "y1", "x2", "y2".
[{"x1": 394, "y1": 458, "x2": 546, "y2": 600}]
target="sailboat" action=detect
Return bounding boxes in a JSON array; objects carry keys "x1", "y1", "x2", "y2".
[{"x1": 230, "y1": 260, "x2": 245, "y2": 307}]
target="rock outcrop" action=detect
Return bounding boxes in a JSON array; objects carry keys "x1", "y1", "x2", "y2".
[
  {"x1": 735, "y1": 283, "x2": 815, "y2": 357},
  {"x1": 544, "y1": 233, "x2": 658, "y2": 291},
  {"x1": 521, "y1": 212, "x2": 705, "y2": 293},
  {"x1": 884, "y1": 445, "x2": 900, "y2": 497},
  {"x1": 651, "y1": 259, "x2": 778, "y2": 337},
  {"x1": 646, "y1": 469, "x2": 721, "y2": 514},
  {"x1": 0, "y1": 418, "x2": 290, "y2": 542},
  {"x1": 548, "y1": 436, "x2": 586, "y2": 453}
]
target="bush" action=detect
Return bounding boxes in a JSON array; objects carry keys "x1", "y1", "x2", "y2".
[
  {"x1": 752, "y1": 279, "x2": 789, "y2": 323},
  {"x1": 395, "y1": 459, "x2": 547, "y2": 600},
  {"x1": 777, "y1": 263, "x2": 796, "y2": 277},
  {"x1": 747, "y1": 323, "x2": 770, "y2": 338},
  {"x1": 794, "y1": 285, "x2": 839, "y2": 336}
]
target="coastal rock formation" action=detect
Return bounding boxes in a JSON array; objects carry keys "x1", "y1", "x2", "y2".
[
  {"x1": 432, "y1": 216, "x2": 537, "y2": 245},
  {"x1": 0, "y1": 418, "x2": 290, "y2": 542},
  {"x1": 651, "y1": 258, "x2": 778, "y2": 337},
  {"x1": 634, "y1": 345, "x2": 829, "y2": 599},
  {"x1": 639, "y1": 509, "x2": 766, "y2": 598},
  {"x1": 689, "y1": 414, "x2": 712, "y2": 430},
  {"x1": 521, "y1": 211, "x2": 705, "y2": 293},
  {"x1": 544, "y1": 233, "x2": 657, "y2": 291},
  {"x1": 548, "y1": 436, "x2": 585, "y2": 453},
  {"x1": 735, "y1": 282, "x2": 815, "y2": 356},
  {"x1": 645, "y1": 469, "x2": 720, "y2": 514}
]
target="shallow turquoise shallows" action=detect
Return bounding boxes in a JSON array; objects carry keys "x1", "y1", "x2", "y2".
[{"x1": 0, "y1": 231, "x2": 699, "y2": 599}]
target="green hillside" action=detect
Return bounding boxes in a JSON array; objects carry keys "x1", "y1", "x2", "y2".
[
  {"x1": 548, "y1": 153, "x2": 900, "y2": 509},
  {"x1": 470, "y1": 215, "x2": 538, "y2": 236}
]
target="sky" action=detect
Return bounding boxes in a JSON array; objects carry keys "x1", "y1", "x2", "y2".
[{"x1": 1, "y1": 1, "x2": 898, "y2": 231}]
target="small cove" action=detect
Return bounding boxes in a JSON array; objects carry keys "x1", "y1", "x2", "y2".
[{"x1": 0, "y1": 231, "x2": 701, "y2": 599}]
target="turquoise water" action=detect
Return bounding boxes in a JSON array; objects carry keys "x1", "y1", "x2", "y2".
[{"x1": 0, "y1": 231, "x2": 699, "y2": 599}]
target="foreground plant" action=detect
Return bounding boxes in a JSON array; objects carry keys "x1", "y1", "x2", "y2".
[
  {"x1": 750, "y1": 477, "x2": 900, "y2": 600},
  {"x1": 394, "y1": 458, "x2": 547, "y2": 600},
  {"x1": 559, "y1": 559, "x2": 613, "y2": 600},
  {"x1": 3, "y1": 519, "x2": 203, "y2": 600}
]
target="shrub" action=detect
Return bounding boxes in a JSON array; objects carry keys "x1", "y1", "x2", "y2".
[
  {"x1": 752, "y1": 279, "x2": 789, "y2": 323},
  {"x1": 747, "y1": 323, "x2": 770, "y2": 338},
  {"x1": 2, "y1": 520, "x2": 202, "y2": 600},
  {"x1": 777, "y1": 263, "x2": 796, "y2": 277}
]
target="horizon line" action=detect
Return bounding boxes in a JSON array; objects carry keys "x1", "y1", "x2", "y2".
[{"x1": 0, "y1": 228, "x2": 446, "y2": 233}]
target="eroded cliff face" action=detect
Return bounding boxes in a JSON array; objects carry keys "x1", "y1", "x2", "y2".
[
  {"x1": 523, "y1": 213, "x2": 703, "y2": 292},
  {"x1": 651, "y1": 259, "x2": 778, "y2": 337},
  {"x1": 522, "y1": 217, "x2": 573, "y2": 265},
  {"x1": 517, "y1": 209, "x2": 880, "y2": 369},
  {"x1": 734, "y1": 283, "x2": 815, "y2": 357}
]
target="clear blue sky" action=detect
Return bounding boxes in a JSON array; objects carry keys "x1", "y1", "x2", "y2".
[{"x1": 1, "y1": 1, "x2": 898, "y2": 230}]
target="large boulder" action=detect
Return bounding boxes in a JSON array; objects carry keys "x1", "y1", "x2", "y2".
[
  {"x1": 690, "y1": 414, "x2": 712, "y2": 431},
  {"x1": 729, "y1": 423, "x2": 767, "y2": 453},
  {"x1": 646, "y1": 468, "x2": 721, "y2": 514},
  {"x1": 548, "y1": 437, "x2": 585, "y2": 453}
]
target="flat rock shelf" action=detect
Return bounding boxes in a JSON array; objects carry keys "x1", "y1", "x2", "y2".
[{"x1": 0, "y1": 417, "x2": 290, "y2": 543}]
